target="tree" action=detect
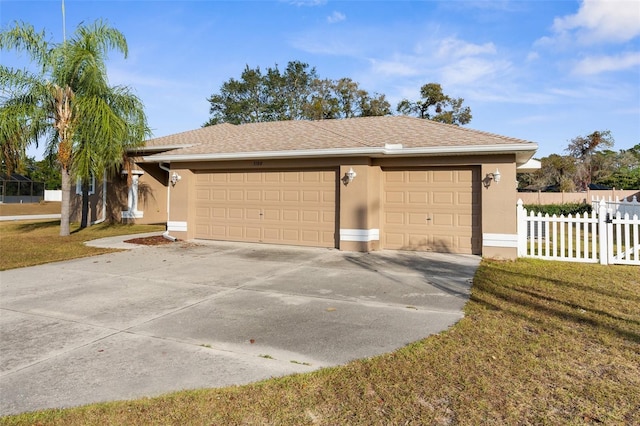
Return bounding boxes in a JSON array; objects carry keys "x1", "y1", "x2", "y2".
[
  {"x1": 397, "y1": 83, "x2": 472, "y2": 126},
  {"x1": 204, "y1": 61, "x2": 390, "y2": 125},
  {"x1": 592, "y1": 147, "x2": 640, "y2": 189},
  {"x1": 565, "y1": 130, "x2": 614, "y2": 190},
  {"x1": 24, "y1": 155, "x2": 62, "y2": 190},
  {"x1": 1, "y1": 20, "x2": 149, "y2": 234}
]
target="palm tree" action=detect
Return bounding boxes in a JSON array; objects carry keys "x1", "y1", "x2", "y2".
[{"x1": 0, "y1": 20, "x2": 149, "y2": 235}]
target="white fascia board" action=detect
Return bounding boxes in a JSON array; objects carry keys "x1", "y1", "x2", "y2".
[
  {"x1": 144, "y1": 147, "x2": 375, "y2": 162},
  {"x1": 144, "y1": 143, "x2": 538, "y2": 163},
  {"x1": 130, "y1": 144, "x2": 194, "y2": 154},
  {"x1": 517, "y1": 158, "x2": 541, "y2": 172}
]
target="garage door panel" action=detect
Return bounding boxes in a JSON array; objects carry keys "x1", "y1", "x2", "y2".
[
  {"x1": 212, "y1": 207, "x2": 226, "y2": 218},
  {"x1": 386, "y1": 233, "x2": 405, "y2": 247},
  {"x1": 228, "y1": 190, "x2": 243, "y2": 201},
  {"x1": 211, "y1": 189, "x2": 226, "y2": 201},
  {"x1": 385, "y1": 212, "x2": 404, "y2": 225},
  {"x1": 283, "y1": 173, "x2": 300, "y2": 183},
  {"x1": 383, "y1": 167, "x2": 480, "y2": 254},
  {"x1": 228, "y1": 226, "x2": 243, "y2": 238},
  {"x1": 245, "y1": 227, "x2": 261, "y2": 239},
  {"x1": 433, "y1": 170, "x2": 456, "y2": 182},
  {"x1": 283, "y1": 191, "x2": 299, "y2": 202},
  {"x1": 385, "y1": 191, "x2": 404, "y2": 203},
  {"x1": 246, "y1": 190, "x2": 261, "y2": 201},
  {"x1": 282, "y1": 229, "x2": 299, "y2": 241},
  {"x1": 408, "y1": 192, "x2": 427, "y2": 204},
  {"x1": 408, "y1": 171, "x2": 428, "y2": 183},
  {"x1": 246, "y1": 173, "x2": 262, "y2": 183},
  {"x1": 432, "y1": 213, "x2": 454, "y2": 226},
  {"x1": 196, "y1": 189, "x2": 209, "y2": 200},
  {"x1": 195, "y1": 171, "x2": 336, "y2": 248},
  {"x1": 432, "y1": 192, "x2": 454, "y2": 204},
  {"x1": 264, "y1": 190, "x2": 280, "y2": 201},
  {"x1": 302, "y1": 191, "x2": 320, "y2": 202},
  {"x1": 458, "y1": 192, "x2": 474, "y2": 204},
  {"x1": 302, "y1": 210, "x2": 320, "y2": 222},
  {"x1": 458, "y1": 213, "x2": 473, "y2": 227},
  {"x1": 408, "y1": 213, "x2": 426, "y2": 225},
  {"x1": 195, "y1": 207, "x2": 209, "y2": 219},
  {"x1": 246, "y1": 208, "x2": 262, "y2": 220},
  {"x1": 228, "y1": 208, "x2": 243, "y2": 219},
  {"x1": 302, "y1": 230, "x2": 320, "y2": 243},
  {"x1": 282, "y1": 210, "x2": 299, "y2": 221},
  {"x1": 262, "y1": 209, "x2": 280, "y2": 221}
]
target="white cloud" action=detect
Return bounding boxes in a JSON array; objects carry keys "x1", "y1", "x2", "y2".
[
  {"x1": 552, "y1": 0, "x2": 640, "y2": 44},
  {"x1": 290, "y1": 36, "x2": 361, "y2": 56},
  {"x1": 282, "y1": 0, "x2": 327, "y2": 6},
  {"x1": 369, "y1": 59, "x2": 419, "y2": 76},
  {"x1": 327, "y1": 11, "x2": 346, "y2": 24},
  {"x1": 439, "y1": 57, "x2": 511, "y2": 87},
  {"x1": 526, "y1": 51, "x2": 540, "y2": 62},
  {"x1": 572, "y1": 51, "x2": 640, "y2": 75},
  {"x1": 435, "y1": 37, "x2": 497, "y2": 60}
]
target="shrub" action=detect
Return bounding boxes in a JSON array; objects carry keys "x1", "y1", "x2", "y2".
[{"x1": 523, "y1": 202, "x2": 592, "y2": 216}]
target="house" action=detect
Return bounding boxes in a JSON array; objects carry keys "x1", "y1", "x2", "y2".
[{"x1": 75, "y1": 115, "x2": 539, "y2": 259}]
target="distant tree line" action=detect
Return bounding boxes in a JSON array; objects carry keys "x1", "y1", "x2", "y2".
[
  {"x1": 204, "y1": 60, "x2": 471, "y2": 127},
  {"x1": 519, "y1": 131, "x2": 640, "y2": 191}
]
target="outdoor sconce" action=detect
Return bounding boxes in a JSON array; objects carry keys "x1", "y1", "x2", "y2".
[
  {"x1": 342, "y1": 167, "x2": 357, "y2": 186},
  {"x1": 170, "y1": 172, "x2": 182, "y2": 186},
  {"x1": 483, "y1": 168, "x2": 501, "y2": 188}
]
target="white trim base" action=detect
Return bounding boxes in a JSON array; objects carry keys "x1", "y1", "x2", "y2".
[
  {"x1": 121, "y1": 210, "x2": 144, "y2": 219},
  {"x1": 167, "y1": 221, "x2": 188, "y2": 232},
  {"x1": 483, "y1": 233, "x2": 518, "y2": 248},
  {"x1": 340, "y1": 228, "x2": 380, "y2": 242}
]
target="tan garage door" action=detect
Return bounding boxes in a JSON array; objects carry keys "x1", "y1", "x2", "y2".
[
  {"x1": 194, "y1": 170, "x2": 337, "y2": 248},
  {"x1": 382, "y1": 167, "x2": 481, "y2": 254}
]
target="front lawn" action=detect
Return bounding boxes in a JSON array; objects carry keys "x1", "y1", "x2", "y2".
[
  {"x1": 0, "y1": 202, "x2": 61, "y2": 216},
  {"x1": 1, "y1": 258, "x2": 638, "y2": 425},
  {"x1": 0, "y1": 220, "x2": 164, "y2": 270}
]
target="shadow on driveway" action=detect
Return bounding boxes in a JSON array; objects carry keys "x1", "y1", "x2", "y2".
[{"x1": 0, "y1": 240, "x2": 479, "y2": 415}]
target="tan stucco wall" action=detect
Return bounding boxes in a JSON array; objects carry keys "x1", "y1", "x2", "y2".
[
  {"x1": 159, "y1": 153, "x2": 521, "y2": 258},
  {"x1": 338, "y1": 161, "x2": 381, "y2": 251},
  {"x1": 164, "y1": 167, "x2": 193, "y2": 240},
  {"x1": 480, "y1": 157, "x2": 518, "y2": 259}
]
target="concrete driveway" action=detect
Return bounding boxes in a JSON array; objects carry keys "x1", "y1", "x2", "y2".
[{"x1": 0, "y1": 239, "x2": 479, "y2": 415}]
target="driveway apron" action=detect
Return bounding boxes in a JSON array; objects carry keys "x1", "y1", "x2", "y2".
[{"x1": 0, "y1": 240, "x2": 479, "y2": 415}]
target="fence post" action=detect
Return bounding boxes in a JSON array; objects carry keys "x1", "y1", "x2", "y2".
[
  {"x1": 517, "y1": 199, "x2": 525, "y2": 257},
  {"x1": 598, "y1": 199, "x2": 608, "y2": 265}
]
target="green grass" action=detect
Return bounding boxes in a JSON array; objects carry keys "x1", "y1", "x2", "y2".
[
  {"x1": 0, "y1": 220, "x2": 164, "y2": 270},
  {"x1": 1, "y1": 259, "x2": 638, "y2": 425},
  {"x1": 0, "y1": 201, "x2": 61, "y2": 216}
]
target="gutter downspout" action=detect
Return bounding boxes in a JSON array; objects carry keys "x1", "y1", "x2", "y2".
[
  {"x1": 158, "y1": 162, "x2": 177, "y2": 241},
  {"x1": 90, "y1": 173, "x2": 107, "y2": 225}
]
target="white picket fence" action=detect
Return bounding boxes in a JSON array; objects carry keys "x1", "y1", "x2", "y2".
[{"x1": 517, "y1": 199, "x2": 640, "y2": 265}]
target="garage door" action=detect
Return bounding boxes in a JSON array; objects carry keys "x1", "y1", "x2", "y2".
[
  {"x1": 382, "y1": 167, "x2": 481, "y2": 254},
  {"x1": 194, "y1": 170, "x2": 337, "y2": 248}
]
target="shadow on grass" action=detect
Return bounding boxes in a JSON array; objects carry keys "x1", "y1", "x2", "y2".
[
  {"x1": 472, "y1": 266, "x2": 640, "y2": 345},
  {"x1": 13, "y1": 220, "x2": 61, "y2": 232}
]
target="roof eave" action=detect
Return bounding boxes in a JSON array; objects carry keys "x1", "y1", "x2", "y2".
[
  {"x1": 129, "y1": 144, "x2": 193, "y2": 155},
  {"x1": 142, "y1": 143, "x2": 538, "y2": 163}
]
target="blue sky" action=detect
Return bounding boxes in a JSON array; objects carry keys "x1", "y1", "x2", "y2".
[{"x1": 1, "y1": 0, "x2": 639, "y2": 159}]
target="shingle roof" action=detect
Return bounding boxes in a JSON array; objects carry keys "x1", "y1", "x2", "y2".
[{"x1": 141, "y1": 115, "x2": 537, "y2": 161}]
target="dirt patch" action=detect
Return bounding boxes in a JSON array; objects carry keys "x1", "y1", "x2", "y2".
[{"x1": 124, "y1": 235, "x2": 175, "y2": 246}]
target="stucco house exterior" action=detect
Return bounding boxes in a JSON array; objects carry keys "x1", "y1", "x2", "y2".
[{"x1": 74, "y1": 115, "x2": 538, "y2": 259}]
